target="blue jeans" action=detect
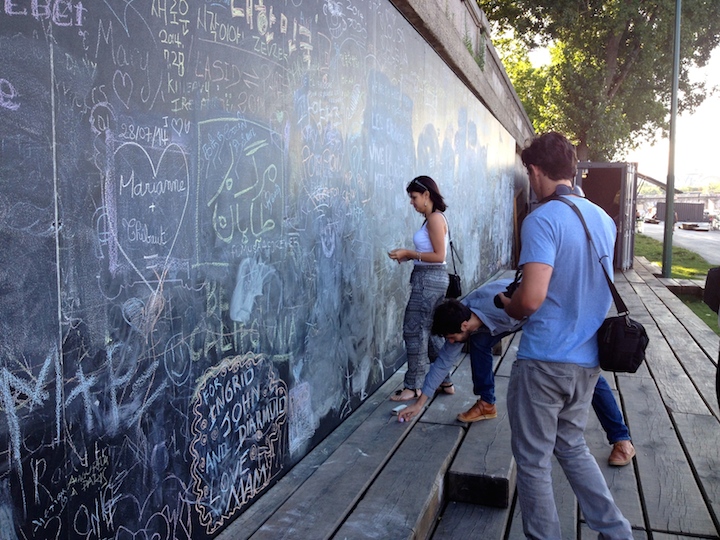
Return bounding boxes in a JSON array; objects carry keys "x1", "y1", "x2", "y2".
[
  {"x1": 592, "y1": 375, "x2": 630, "y2": 444},
  {"x1": 468, "y1": 329, "x2": 505, "y2": 404},
  {"x1": 508, "y1": 360, "x2": 632, "y2": 539},
  {"x1": 470, "y1": 333, "x2": 631, "y2": 446}
]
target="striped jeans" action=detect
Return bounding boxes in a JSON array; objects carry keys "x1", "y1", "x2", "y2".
[{"x1": 402, "y1": 265, "x2": 449, "y2": 390}]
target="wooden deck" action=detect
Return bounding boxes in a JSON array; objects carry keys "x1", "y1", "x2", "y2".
[{"x1": 219, "y1": 257, "x2": 720, "y2": 540}]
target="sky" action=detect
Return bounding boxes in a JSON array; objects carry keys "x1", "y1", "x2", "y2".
[
  {"x1": 528, "y1": 46, "x2": 720, "y2": 189},
  {"x1": 625, "y1": 48, "x2": 720, "y2": 187}
]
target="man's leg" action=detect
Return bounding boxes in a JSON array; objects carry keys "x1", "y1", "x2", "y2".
[
  {"x1": 507, "y1": 360, "x2": 564, "y2": 539},
  {"x1": 555, "y1": 366, "x2": 633, "y2": 539},
  {"x1": 469, "y1": 331, "x2": 503, "y2": 403},
  {"x1": 592, "y1": 375, "x2": 630, "y2": 444},
  {"x1": 457, "y1": 331, "x2": 504, "y2": 422},
  {"x1": 592, "y1": 375, "x2": 635, "y2": 466}
]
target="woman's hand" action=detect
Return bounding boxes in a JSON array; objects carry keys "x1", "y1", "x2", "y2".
[{"x1": 388, "y1": 249, "x2": 411, "y2": 263}]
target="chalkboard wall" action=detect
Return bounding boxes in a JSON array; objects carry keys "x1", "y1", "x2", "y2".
[{"x1": 0, "y1": 1, "x2": 516, "y2": 537}]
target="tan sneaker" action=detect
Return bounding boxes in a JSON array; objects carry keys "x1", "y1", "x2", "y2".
[
  {"x1": 457, "y1": 399, "x2": 497, "y2": 422},
  {"x1": 608, "y1": 441, "x2": 636, "y2": 466}
]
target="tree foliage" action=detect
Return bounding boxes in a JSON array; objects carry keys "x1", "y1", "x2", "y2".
[{"x1": 480, "y1": 0, "x2": 720, "y2": 161}]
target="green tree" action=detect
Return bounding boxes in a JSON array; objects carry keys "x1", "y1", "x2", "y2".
[{"x1": 480, "y1": 0, "x2": 720, "y2": 161}]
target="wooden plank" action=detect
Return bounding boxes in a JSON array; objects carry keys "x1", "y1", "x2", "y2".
[
  {"x1": 619, "y1": 376, "x2": 717, "y2": 536},
  {"x1": 248, "y1": 374, "x2": 420, "y2": 539},
  {"x1": 494, "y1": 332, "x2": 520, "y2": 378},
  {"x1": 505, "y1": 500, "x2": 526, "y2": 540},
  {"x1": 657, "y1": 277, "x2": 680, "y2": 290},
  {"x1": 334, "y1": 423, "x2": 464, "y2": 540},
  {"x1": 630, "y1": 285, "x2": 717, "y2": 416},
  {"x1": 432, "y1": 501, "x2": 510, "y2": 539},
  {"x1": 601, "y1": 370, "x2": 619, "y2": 390},
  {"x1": 614, "y1": 277, "x2": 655, "y2": 329},
  {"x1": 446, "y1": 376, "x2": 515, "y2": 508},
  {"x1": 676, "y1": 278, "x2": 702, "y2": 296},
  {"x1": 671, "y1": 412, "x2": 720, "y2": 530},
  {"x1": 628, "y1": 263, "x2": 718, "y2": 364},
  {"x1": 646, "y1": 283, "x2": 719, "y2": 359},
  {"x1": 652, "y1": 534, "x2": 713, "y2": 540},
  {"x1": 580, "y1": 524, "x2": 648, "y2": 539},
  {"x1": 220, "y1": 367, "x2": 407, "y2": 540},
  {"x1": 623, "y1": 266, "x2": 646, "y2": 284},
  {"x1": 633, "y1": 265, "x2": 662, "y2": 286},
  {"x1": 634, "y1": 256, "x2": 661, "y2": 276}
]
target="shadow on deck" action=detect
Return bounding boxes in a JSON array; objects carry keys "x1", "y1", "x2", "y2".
[{"x1": 220, "y1": 257, "x2": 720, "y2": 540}]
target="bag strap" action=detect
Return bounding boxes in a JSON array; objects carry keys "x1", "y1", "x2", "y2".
[
  {"x1": 550, "y1": 196, "x2": 629, "y2": 315},
  {"x1": 444, "y1": 214, "x2": 462, "y2": 273}
]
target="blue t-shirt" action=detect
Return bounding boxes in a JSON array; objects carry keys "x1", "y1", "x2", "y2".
[
  {"x1": 464, "y1": 279, "x2": 523, "y2": 335},
  {"x1": 517, "y1": 196, "x2": 616, "y2": 367}
]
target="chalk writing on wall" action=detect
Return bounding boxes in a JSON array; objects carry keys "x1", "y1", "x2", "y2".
[
  {"x1": 190, "y1": 353, "x2": 287, "y2": 534},
  {"x1": 0, "y1": 0, "x2": 517, "y2": 538}
]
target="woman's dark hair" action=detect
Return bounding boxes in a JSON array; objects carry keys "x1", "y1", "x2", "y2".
[
  {"x1": 406, "y1": 175, "x2": 447, "y2": 212},
  {"x1": 431, "y1": 299, "x2": 472, "y2": 336},
  {"x1": 521, "y1": 132, "x2": 577, "y2": 181}
]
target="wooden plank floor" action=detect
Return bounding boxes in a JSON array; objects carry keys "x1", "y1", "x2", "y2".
[{"x1": 219, "y1": 257, "x2": 720, "y2": 539}]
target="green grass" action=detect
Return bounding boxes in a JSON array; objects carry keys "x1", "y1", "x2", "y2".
[
  {"x1": 677, "y1": 294, "x2": 720, "y2": 333},
  {"x1": 634, "y1": 233, "x2": 720, "y2": 335},
  {"x1": 633, "y1": 234, "x2": 714, "y2": 279}
]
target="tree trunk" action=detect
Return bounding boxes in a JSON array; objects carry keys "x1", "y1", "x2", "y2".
[{"x1": 576, "y1": 140, "x2": 589, "y2": 161}]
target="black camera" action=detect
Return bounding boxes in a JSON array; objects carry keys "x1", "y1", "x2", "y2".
[{"x1": 494, "y1": 270, "x2": 522, "y2": 308}]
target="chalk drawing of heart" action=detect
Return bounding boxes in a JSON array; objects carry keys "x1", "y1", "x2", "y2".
[
  {"x1": 171, "y1": 117, "x2": 187, "y2": 137},
  {"x1": 111, "y1": 141, "x2": 191, "y2": 288},
  {"x1": 37, "y1": 516, "x2": 62, "y2": 540},
  {"x1": 113, "y1": 70, "x2": 133, "y2": 109}
]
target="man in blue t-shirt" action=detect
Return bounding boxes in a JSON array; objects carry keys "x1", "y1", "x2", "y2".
[
  {"x1": 497, "y1": 132, "x2": 632, "y2": 538},
  {"x1": 397, "y1": 278, "x2": 635, "y2": 466}
]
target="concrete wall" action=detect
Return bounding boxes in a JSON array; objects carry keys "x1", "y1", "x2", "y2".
[{"x1": 391, "y1": 0, "x2": 534, "y2": 147}]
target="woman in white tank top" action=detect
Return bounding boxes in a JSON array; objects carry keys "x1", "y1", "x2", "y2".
[{"x1": 388, "y1": 176, "x2": 453, "y2": 401}]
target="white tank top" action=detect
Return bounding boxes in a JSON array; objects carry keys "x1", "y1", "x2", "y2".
[{"x1": 413, "y1": 213, "x2": 448, "y2": 266}]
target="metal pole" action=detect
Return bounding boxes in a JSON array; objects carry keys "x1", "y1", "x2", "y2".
[{"x1": 662, "y1": 0, "x2": 681, "y2": 277}]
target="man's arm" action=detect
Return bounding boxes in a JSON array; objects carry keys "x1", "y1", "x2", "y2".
[
  {"x1": 397, "y1": 340, "x2": 464, "y2": 422},
  {"x1": 398, "y1": 392, "x2": 429, "y2": 422},
  {"x1": 498, "y1": 262, "x2": 553, "y2": 320}
]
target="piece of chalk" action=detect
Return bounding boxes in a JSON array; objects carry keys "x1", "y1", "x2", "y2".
[
  {"x1": 391, "y1": 404, "x2": 408, "y2": 415},
  {"x1": 399, "y1": 416, "x2": 405, "y2": 422}
]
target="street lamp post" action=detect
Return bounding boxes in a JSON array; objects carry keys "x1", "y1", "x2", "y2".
[{"x1": 662, "y1": 0, "x2": 682, "y2": 277}]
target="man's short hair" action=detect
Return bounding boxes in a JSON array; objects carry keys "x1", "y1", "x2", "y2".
[
  {"x1": 521, "y1": 132, "x2": 577, "y2": 181},
  {"x1": 431, "y1": 299, "x2": 472, "y2": 336}
]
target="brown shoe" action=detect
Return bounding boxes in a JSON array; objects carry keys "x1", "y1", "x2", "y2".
[
  {"x1": 457, "y1": 399, "x2": 497, "y2": 422},
  {"x1": 608, "y1": 441, "x2": 636, "y2": 466}
]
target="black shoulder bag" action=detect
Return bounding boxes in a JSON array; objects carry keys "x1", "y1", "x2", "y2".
[
  {"x1": 554, "y1": 196, "x2": 649, "y2": 373},
  {"x1": 446, "y1": 224, "x2": 462, "y2": 298}
]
